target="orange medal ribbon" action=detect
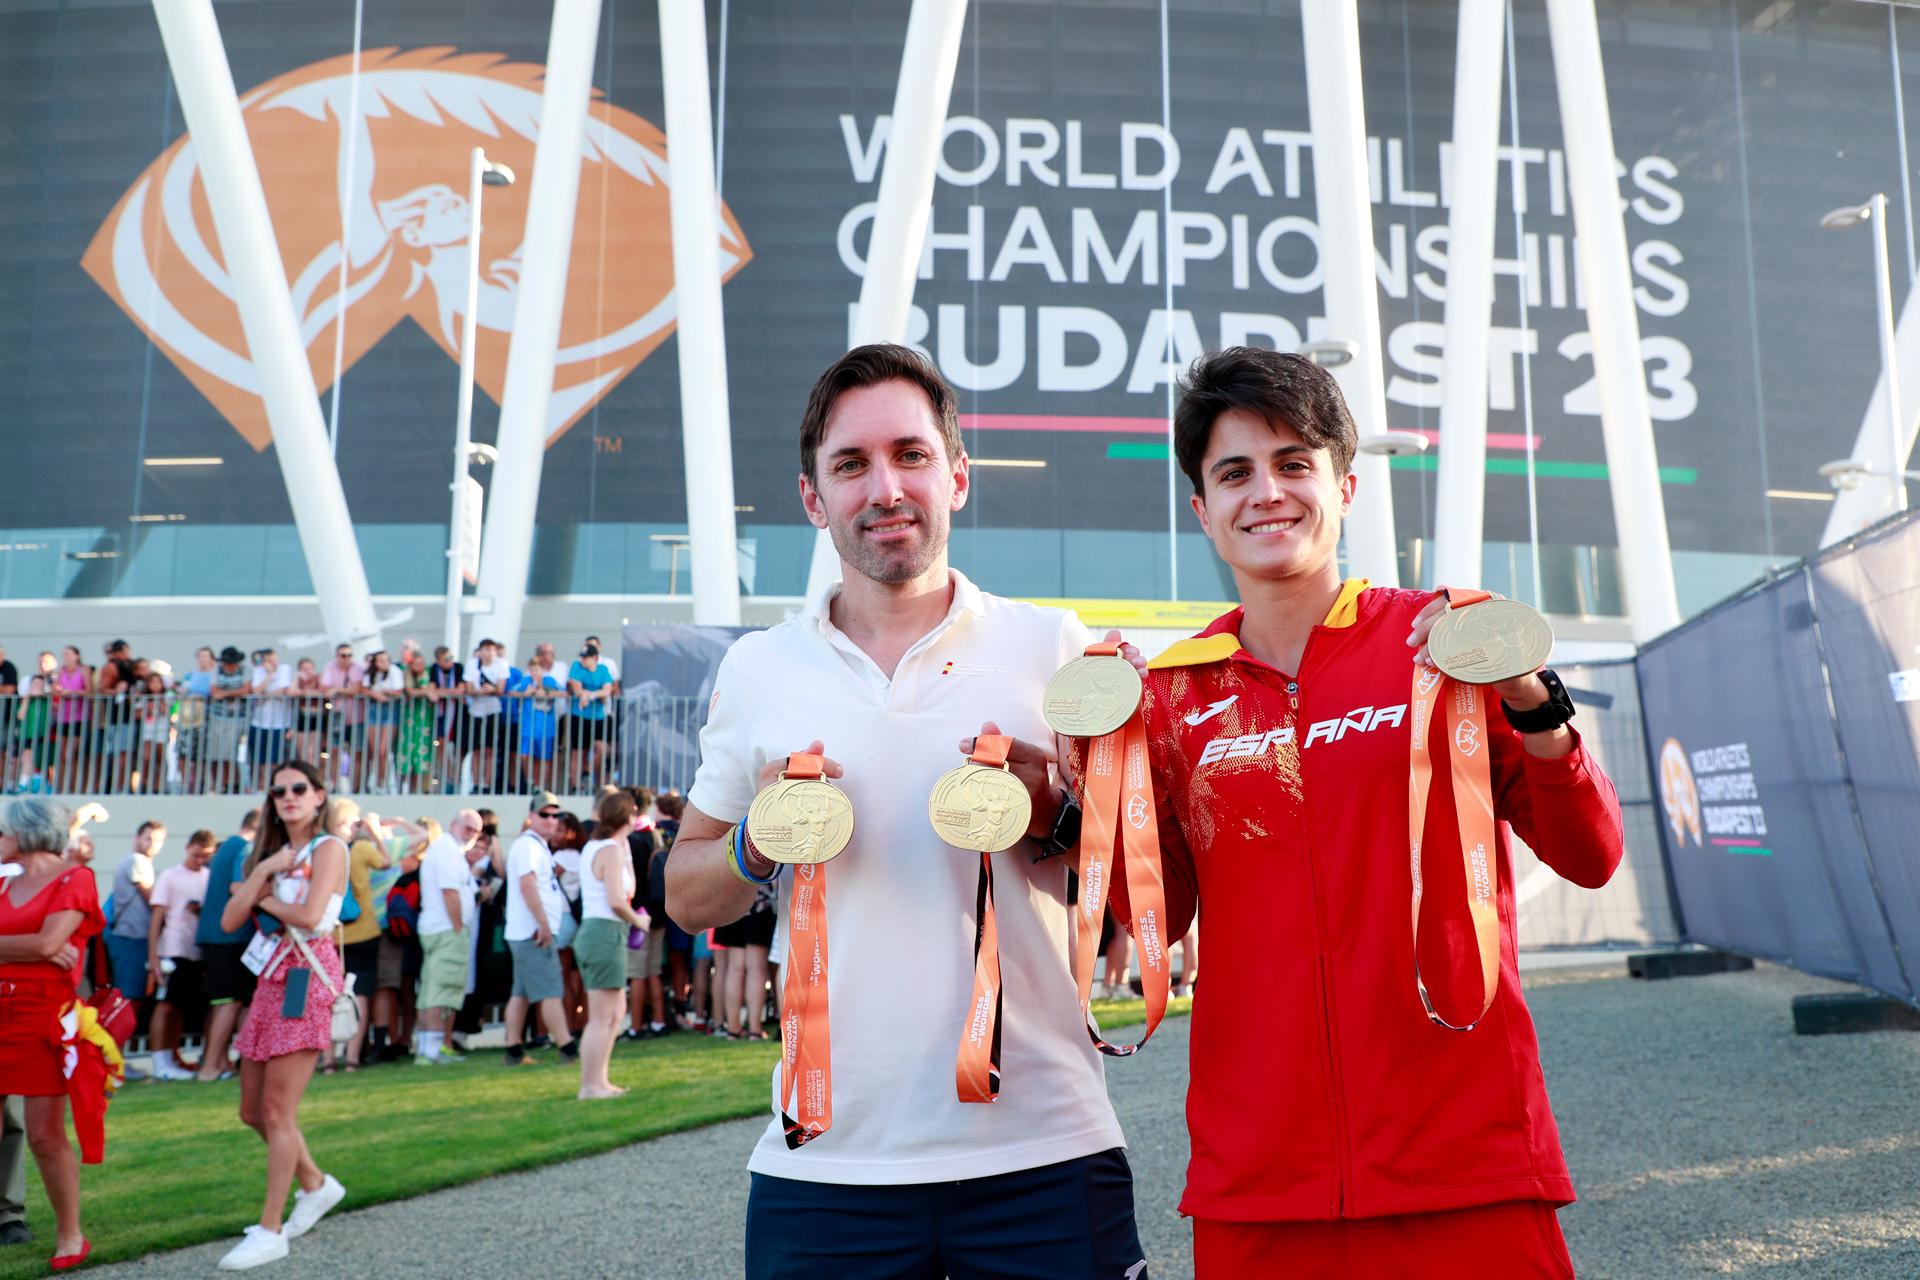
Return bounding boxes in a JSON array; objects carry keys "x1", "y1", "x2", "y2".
[
  {"x1": 774, "y1": 753, "x2": 833, "y2": 1146},
  {"x1": 1070, "y1": 644, "x2": 1171, "y2": 1055},
  {"x1": 1408, "y1": 589, "x2": 1502, "y2": 1030},
  {"x1": 954, "y1": 734, "x2": 1011, "y2": 1104}
]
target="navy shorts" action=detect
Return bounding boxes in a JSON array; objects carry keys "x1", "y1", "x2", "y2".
[{"x1": 745, "y1": 1147, "x2": 1146, "y2": 1280}]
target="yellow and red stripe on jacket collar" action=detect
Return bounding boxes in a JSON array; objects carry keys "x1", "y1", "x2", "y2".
[{"x1": 1147, "y1": 578, "x2": 1372, "y2": 670}]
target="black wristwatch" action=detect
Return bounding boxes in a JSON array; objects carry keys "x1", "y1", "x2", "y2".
[
  {"x1": 1033, "y1": 790, "x2": 1083, "y2": 862},
  {"x1": 1501, "y1": 668, "x2": 1575, "y2": 735}
]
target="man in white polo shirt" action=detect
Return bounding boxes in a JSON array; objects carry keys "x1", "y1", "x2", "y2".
[
  {"x1": 668, "y1": 344, "x2": 1147, "y2": 1279},
  {"x1": 502, "y1": 793, "x2": 578, "y2": 1067},
  {"x1": 415, "y1": 808, "x2": 482, "y2": 1065}
]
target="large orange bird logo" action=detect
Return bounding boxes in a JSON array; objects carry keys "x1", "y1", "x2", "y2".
[{"x1": 81, "y1": 48, "x2": 751, "y2": 450}]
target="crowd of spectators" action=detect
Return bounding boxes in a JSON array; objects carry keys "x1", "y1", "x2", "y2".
[
  {"x1": 0, "y1": 635, "x2": 627, "y2": 797},
  {"x1": 0, "y1": 767, "x2": 782, "y2": 1269},
  {"x1": 89, "y1": 785, "x2": 778, "y2": 1089}
]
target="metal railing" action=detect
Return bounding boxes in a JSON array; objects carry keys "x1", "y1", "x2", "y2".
[{"x1": 0, "y1": 690, "x2": 707, "y2": 798}]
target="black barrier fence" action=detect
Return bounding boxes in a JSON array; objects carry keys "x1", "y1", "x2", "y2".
[
  {"x1": 1513, "y1": 659, "x2": 1679, "y2": 950},
  {"x1": 1637, "y1": 510, "x2": 1920, "y2": 1007},
  {"x1": 3, "y1": 689, "x2": 639, "y2": 799},
  {"x1": 614, "y1": 625, "x2": 1687, "y2": 950}
]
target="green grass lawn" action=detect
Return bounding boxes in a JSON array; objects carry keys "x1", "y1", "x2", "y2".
[{"x1": 4, "y1": 995, "x2": 1187, "y2": 1275}]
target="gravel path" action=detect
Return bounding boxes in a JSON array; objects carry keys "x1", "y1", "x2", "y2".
[{"x1": 90, "y1": 963, "x2": 1920, "y2": 1278}]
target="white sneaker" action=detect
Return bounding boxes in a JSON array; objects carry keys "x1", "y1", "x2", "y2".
[
  {"x1": 153, "y1": 1057, "x2": 196, "y2": 1082},
  {"x1": 218, "y1": 1225, "x2": 288, "y2": 1270},
  {"x1": 284, "y1": 1174, "x2": 344, "y2": 1240}
]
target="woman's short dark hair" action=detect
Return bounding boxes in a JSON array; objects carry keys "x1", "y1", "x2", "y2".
[
  {"x1": 798, "y1": 343, "x2": 962, "y2": 482},
  {"x1": 1173, "y1": 347, "x2": 1359, "y2": 495}
]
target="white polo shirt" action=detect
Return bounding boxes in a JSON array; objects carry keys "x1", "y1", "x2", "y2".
[
  {"x1": 503, "y1": 831, "x2": 561, "y2": 942},
  {"x1": 417, "y1": 833, "x2": 477, "y2": 937},
  {"x1": 689, "y1": 569, "x2": 1125, "y2": 1185}
]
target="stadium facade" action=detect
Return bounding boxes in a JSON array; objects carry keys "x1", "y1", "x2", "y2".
[{"x1": 2, "y1": 0, "x2": 1917, "y2": 666}]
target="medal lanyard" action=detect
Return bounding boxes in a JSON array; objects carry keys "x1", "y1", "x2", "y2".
[
  {"x1": 954, "y1": 734, "x2": 1012, "y2": 1105},
  {"x1": 1070, "y1": 643, "x2": 1171, "y2": 1056},
  {"x1": 1409, "y1": 588, "x2": 1502, "y2": 1030},
  {"x1": 775, "y1": 752, "x2": 833, "y2": 1147}
]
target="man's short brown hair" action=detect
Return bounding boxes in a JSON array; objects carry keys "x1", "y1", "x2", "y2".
[
  {"x1": 1174, "y1": 347, "x2": 1359, "y2": 494},
  {"x1": 798, "y1": 343, "x2": 962, "y2": 482}
]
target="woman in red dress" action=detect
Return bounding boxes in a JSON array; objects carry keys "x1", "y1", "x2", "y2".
[
  {"x1": 215, "y1": 760, "x2": 350, "y2": 1271},
  {"x1": 0, "y1": 797, "x2": 103, "y2": 1270}
]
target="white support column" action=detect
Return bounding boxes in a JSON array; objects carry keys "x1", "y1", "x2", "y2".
[
  {"x1": 152, "y1": 0, "x2": 384, "y2": 653},
  {"x1": 1822, "y1": 195, "x2": 1914, "y2": 545},
  {"x1": 805, "y1": 0, "x2": 970, "y2": 599},
  {"x1": 445, "y1": 146, "x2": 488, "y2": 660},
  {"x1": 1546, "y1": 0, "x2": 1681, "y2": 640},
  {"x1": 1301, "y1": 0, "x2": 1400, "y2": 587},
  {"x1": 468, "y1": 0, "x2": 603, "y2": 658},
  {"x1": 659, "y1": 0, "x2": 743, "y2": 626},
  {"x1": 1432, "y1": 0, "x2": 1506, "y2": 591}
]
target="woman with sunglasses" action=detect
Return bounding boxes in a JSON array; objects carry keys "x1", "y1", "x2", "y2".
[{"x1": 215, "y1": 761, "x2": 349, "y2": 1271}]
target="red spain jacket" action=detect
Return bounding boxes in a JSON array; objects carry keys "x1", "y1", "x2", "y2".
[{"x1": 1107, "y1": 582, "x2": 1623, "y2": 1223}]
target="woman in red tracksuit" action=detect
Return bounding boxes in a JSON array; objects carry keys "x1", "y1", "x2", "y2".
[{"x1": 1105, "y1": 347, "x2": 1623, "y2": 1278}]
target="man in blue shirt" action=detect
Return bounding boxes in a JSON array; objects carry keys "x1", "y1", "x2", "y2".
[
  {"x1": 194, "y1": 808, "x2": 259, "y2": 1082},
  {"x1": 512, "y1": 652, "x2": 565, "y2": 794},
  {"x1": 566, "y1": 644, "x2": 615, "y2": 792}
]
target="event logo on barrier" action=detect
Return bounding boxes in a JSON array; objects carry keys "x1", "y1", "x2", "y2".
[
  {"x1": 1661, "y1": 737, "x2": 1774, "y2": 852},
  {"x1": 1658, "y1": 737, "x2": 1702, "y2": 848},
  {"x1": 80, "y1": 48, "x2": 752, "y2": 451}
]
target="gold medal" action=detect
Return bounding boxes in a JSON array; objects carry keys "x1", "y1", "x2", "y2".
[
  {"x1": 1428, "y1": 597, "x2": 1555, "y2": 685},
  {"x1": 928, "y1": 734, "x2": 1032, "y2": 853},
  {"x1": 1043, "y1": 652, "x2": 1143, "y2": 738},
  {"x1": 747, "y1": 753, "x2": 854, "y2": 865}
]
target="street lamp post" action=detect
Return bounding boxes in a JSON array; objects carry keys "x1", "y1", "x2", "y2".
[
  {"x1": 1822, "y1": 193, "x2": 1908, "y2": 524},
  {"x1": 446, "y1": 146, "x2": 515, "y2": 659},
  {"x1": 1297, "y1": 339, "x2": 1358, "y2": 369}
]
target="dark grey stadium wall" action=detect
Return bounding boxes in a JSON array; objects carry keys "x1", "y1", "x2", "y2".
[
  {"x1": 3, "y1": 0, "x2": 1915, "y2": 604},
  {"x1": 1635, "y1": 513, "x2": 1920, "y2": 1005}
]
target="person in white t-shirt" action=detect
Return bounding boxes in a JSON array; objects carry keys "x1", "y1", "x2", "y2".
[
  {"x1": 146, "y1": 829, "x2": 214, "y2": 1081},
  {"x1": 668, "y1": 345, "x2": 1148, "y2": 1278},
  {"x1": 464, "y1": 640, "x2": 511, "y2": 795},
  {"x1": 501, "y1": 794, "x2": 577, "y2": 1067},
  {"x1": 248, "y1": 650, "x2": 296, "y2": 790},
  {"x1": 414, "y1": 809, "x2": 482, "y2": 1065}
]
